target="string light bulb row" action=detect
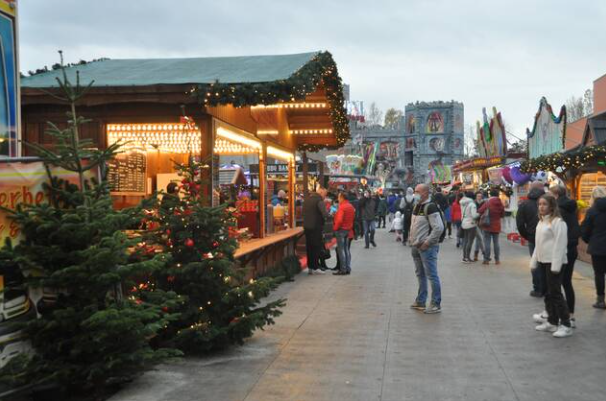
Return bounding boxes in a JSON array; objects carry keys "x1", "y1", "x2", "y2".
[
  {"x1": 107, "y1": 123, "x2": 201, "y2": 154},
  {"x1": 290, "y1": 129, "x2": 333, "y2": 135}
]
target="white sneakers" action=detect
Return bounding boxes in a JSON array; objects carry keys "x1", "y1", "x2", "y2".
[
  {"x1": 534, "y1": 314, "x2": 574, "y2": 338},
  {"x1": 533, "y1": 311, "x2": 548, "y2": 323},
  {"x1": 535, "y1": 322, "x2": 558, "y2": 332},
  {"x1": 553, "y1": 325, "x2": 573, "y2": 338}
]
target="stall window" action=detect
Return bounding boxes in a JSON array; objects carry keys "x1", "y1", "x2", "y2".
[
  {"x1": 265, "y1": 146, "x2": 295, "y2": 236},
  {"x1": 578, "y1": 172, "x2": 606, "y2": 220}
]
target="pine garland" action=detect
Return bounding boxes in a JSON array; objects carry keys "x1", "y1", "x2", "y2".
[
  {"x1": 520, "y1": 144, "x2": 606, "y2": 173},
  {"x1": 192, "y1": 51, "x2": 350, "y2": 152}
]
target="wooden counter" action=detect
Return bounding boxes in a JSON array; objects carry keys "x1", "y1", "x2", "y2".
[
  {"x1": 234, "y1": 227, "x2": 303, "y2": 259},
  {"x1": 234, "y1": 227, "x2": 304, "y2": 279}
]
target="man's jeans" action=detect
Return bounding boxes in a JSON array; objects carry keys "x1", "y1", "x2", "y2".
[
  {"x1": 411, "y1": 245, "x2": 441, "y2": 306},
  {"x1": 363, "y1": 219, "x2": 376, "y2": 247},
  {"x1": 335, "y1": 230, "x2": 351, "y2": 273},
  {"x1": 483, "y1": 231, "x2": 500, "y2": 262}
]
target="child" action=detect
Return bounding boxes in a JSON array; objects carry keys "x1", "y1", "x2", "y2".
[{"x1": 393, "y1": 211, "x2": 404, "y2": 242}]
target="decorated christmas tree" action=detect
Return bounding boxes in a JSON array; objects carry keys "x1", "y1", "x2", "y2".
[
  {"x1": 148, "y1": 156, "x2": 285, "y2": 353},
  {"x1": 0, "y1": 53, "x2": 180, "y2": 398}
]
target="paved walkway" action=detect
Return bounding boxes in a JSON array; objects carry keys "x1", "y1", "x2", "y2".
[{"x1": 111, "y1": 229, "x2": 606, "y2": 401}]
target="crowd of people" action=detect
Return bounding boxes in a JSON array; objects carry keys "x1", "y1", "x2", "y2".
[{"x1": 301, "y1": 182, "x2": 606, "y2": 335}]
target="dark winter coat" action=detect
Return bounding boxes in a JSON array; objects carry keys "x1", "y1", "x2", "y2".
[
  {"x1": 558, "y1": 195, "x2": 581, "y2": 246},
  {"x1": 433, "y1": 192, "x2": 448, "y2": 211},
  {"x1": 359, "y1": 196, "x2": 378, "y2": 221},
  {"x1": 581, "y1": 197, "x2": 606, "y2": 256},
  {"x1": 377, "y1": 197, "x2": 388, "y2": 216},
  {"x1": 516, "y1": 187, "x2": 544, "y2": 243},
  {"x1": 302, "y1": 193, "x2": 329, "y2": 230}
]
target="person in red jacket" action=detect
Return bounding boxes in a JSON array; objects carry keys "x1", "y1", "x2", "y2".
[
  {"x1": 333, "y1": 192, "x2": 355, "y2": 275},
  {"x1": 451, "y1": 192, "x2": 463, "y2": 248},
  {"x1": 478, "y1": 188, "x2": 505, "y2": 265}
]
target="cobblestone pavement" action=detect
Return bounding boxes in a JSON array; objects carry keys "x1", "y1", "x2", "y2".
[{"x1": 111, "y1": 229, "x2": 606, "y2": 401}]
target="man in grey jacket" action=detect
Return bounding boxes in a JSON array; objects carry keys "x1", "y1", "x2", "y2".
[{"x1": 409, "y1": 184, "x2": 445, "y2": 314}]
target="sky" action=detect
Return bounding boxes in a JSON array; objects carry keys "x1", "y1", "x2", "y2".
[{"x1": 17, "y1": 0, "x2": 606, "y2": 144}]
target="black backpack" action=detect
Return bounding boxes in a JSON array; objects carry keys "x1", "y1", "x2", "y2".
[{"x1": 423, "y1": 202, "x2": 447, "y2": 243}]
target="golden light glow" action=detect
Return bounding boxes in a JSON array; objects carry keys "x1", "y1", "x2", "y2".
[
  {"x1": 214, "y1": 138, "x2": 258, "y2": 155},
  {"x1": 257, "y1": 130, "x2": 279, "y2": 135},
  {"x1": 251, "y1": 102, "x2": 327, "y2": 110},
  {"x1": 290, "y1": 129, "x2": 333, "y2": 135},
  {"x1": 267, "y1": 145, "x2": 294, "y2": 162},
  {"x1": 216, "y1": 127, "x2": 262, "y2": 150},
  {"x1": 107, "y1": 123, "x2": 201, "y2": 153}
]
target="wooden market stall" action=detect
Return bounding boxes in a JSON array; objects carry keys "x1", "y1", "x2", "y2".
[{"x1": 20, "y1": 51, "x2": 350, "y2": 276}]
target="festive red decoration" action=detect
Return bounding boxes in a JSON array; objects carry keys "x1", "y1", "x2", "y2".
[
  {"x1": 167, "y1": 275, "x2": 176, "y2": 282},
  {"x1": 185, "y1": 238, "x2": 195, "y2": 248},
  {"x1": 212, "y1": 241, "x2": 219, "y2": 248},
  {"x1": 166, "y1": 229, "x2": 171, "y2": 236},
  {"x1": 162, "y1": 306, "x2": 169, "y2": 313}
]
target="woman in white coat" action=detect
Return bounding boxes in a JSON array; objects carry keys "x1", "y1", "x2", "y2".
[
  {"x1": 531, "y1": 194, "x2": 572, "y2": 338},
  {"x1": 460, "y1": 192, "x2": 479, "y2": 263}
]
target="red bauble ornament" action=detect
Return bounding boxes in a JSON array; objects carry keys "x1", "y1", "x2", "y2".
[
  {"x1": 185, "y1": 238, "x2": 195, "y2": 247},
  {"x1": 212, "y1": 241, "x2": 219, "y2": 248},
  {"x1": 184, "y1": 209, "x2": 192, "y2": 216},
  {"x1": 162, "y1": 306, "x2": 169, "y2": 313}
]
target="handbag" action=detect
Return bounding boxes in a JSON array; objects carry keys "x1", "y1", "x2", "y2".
[{"x1": 480, "y1": 206, "x2": 491, "y2": 227}]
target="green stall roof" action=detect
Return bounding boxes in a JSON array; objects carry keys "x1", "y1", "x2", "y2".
[{"x1": 22, "y1": 51, "x2": 321, "y2": 88}]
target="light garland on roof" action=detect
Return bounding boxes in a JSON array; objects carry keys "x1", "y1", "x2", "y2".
[
  {"x1": 191, "y1": 51, "x2": 350, "y2": 152},
  {"x1": 251, "y1": 102, "x2": 327, "y2": 109}
]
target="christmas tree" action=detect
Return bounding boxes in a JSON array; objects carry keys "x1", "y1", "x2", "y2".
[
  {"x1": 148, "y1": 156, "x2": 285, "y2": 353},
  {"x1": 0, "y1": 53, "x2": 180, "y2": 398}
]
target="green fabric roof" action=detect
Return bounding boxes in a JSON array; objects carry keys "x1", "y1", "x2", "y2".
[{"x1": 22, "y1": 51, "x2": 320, "y2": 88}]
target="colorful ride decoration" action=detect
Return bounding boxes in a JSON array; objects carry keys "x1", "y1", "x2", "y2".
[
  {"x1": 526, "y1": 97, "x2": 566, "y2": 160},
  {"x1": 476, "y1": 107, "x2": 507, "y2": 158},
  {"x1": 428, "y1": 159, "x2": 452, "y2": 184}
]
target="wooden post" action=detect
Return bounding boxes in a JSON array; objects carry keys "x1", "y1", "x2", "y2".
[
  {"x1": 302, "y1": 150, "x2": 309, "y2": 198},
  {"x1": 259, "y1": 145, "x2": 267, "y2": 238},
  {"x1": 288, "y1": 158, "x2": 296, "y2": 228},
  {"x1": 202, "y1": 117, "x2": 214, "y2": 207}
]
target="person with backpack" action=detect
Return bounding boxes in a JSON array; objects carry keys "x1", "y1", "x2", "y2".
[
  {"x1": 409, "y1": 184, "x2": 445, "y2": 314},
  {"x1": 478, "y1": 188, "x2": 505, "y2": 265},
  {"x1": 400, "y1": 187, "x2": 416, "y2": 245}
]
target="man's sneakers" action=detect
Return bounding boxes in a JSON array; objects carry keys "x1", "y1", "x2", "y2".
[
  {"x1": 529, "y1": 290, "x2": 543, "y2": 298},
  {"x1": 424, "y1": 305, "x2": 442, "y2": 314},
  {"x1": 553, "y1": 325, "x2": 573, "y2": 338},
  {"x1": 411, "y1": 302, "x2": 441, "y2": 314},
  {"x1": 533, "y1": 311, "x2": 548, "y2": 323},
  {"x1": 410, "y1": 302, "x2": 425, "y2": 311},
  {"x1": 535, "y1": 322, "x2": 558, "y2": 332},
  {"x1": 462, "y1": 258, "x2": 472, "y2": 264}
]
